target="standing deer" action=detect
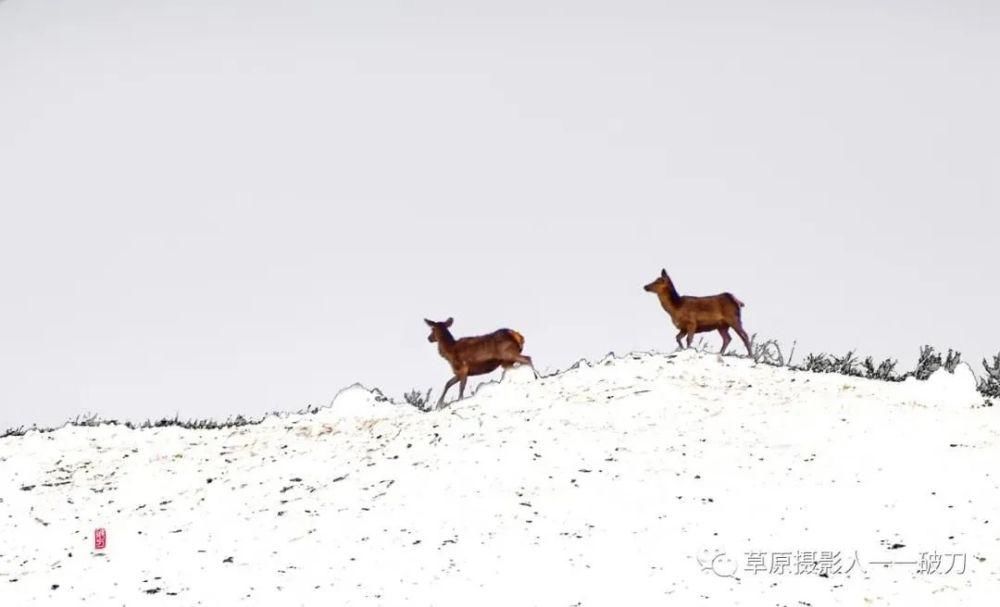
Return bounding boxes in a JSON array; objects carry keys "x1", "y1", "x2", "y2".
[
  {"x1": 424, "y1": 317, "x2": 536, "y2": 409},
  {"x1": 643, "y1": 268, "x2": 752, "y2": 355}
]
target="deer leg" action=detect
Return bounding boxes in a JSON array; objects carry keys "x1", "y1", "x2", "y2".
[
  {"x1": 675, "y1": 330, "x2": 686, "y2": 350},
  {"x1": 447, "y1": 364, "x2": 470, "y2": 402},
  {"x1": 437, "y1": 376, "x2": 459, "y2": 408},
  {"x1": 685, "y1": 328, "x2": 696, "y2": 348},
  {"x1": 732, "y1": 322, "x2": 752, "y2": 356},
  {"x1": 515, "y1": 355, "x2": 539, "y2": 378},
  {"x1": 718, "y1": 327, "x2": 732, "y2": 354}
]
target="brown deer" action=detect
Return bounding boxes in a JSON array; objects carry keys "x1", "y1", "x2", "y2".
[
  {"x1": 424, "y1": 317, "x2": 536, "y2": 409},
  {"x1": 643, "y1": 269, "x2": 752, "y2": 355}
]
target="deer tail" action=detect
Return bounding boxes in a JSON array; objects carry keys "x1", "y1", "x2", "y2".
[
  {"x1": 508, "y1": 329, "x2": 525, "y2": 350},
  {"x1": 730, "y1": 294, "x2": 745, "y2": 308}
]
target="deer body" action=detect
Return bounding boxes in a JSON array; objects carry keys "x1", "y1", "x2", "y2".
[
  {"x1": 425, "y1": 318, "x2": 535, "y2": 409},
  {"x1": 644, "y1": 269, "x2": 752, "y2": 355}
]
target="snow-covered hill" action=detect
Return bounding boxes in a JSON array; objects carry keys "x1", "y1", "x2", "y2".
[{"x1": 2, "y1": 350, "x2": 997, "y2": 606}]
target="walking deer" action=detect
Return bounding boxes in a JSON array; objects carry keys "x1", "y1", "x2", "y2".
[
  {"x1": 643, "y1": 269, "x2": 752, "y2": 355},
  {"x1": 424, "y1": 317, "x2": 536, "y2": 409}
]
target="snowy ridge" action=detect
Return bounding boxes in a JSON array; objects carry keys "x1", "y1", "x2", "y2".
[{"x1": 1, "y1": 350, "x2": 997, "y2": 606}]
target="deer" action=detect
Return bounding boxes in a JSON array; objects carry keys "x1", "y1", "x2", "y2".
[
  {"x1": 643, "y1": 268, "x2": 752, "y2": 356},
  {"x1": 424, "y1": 317, "x2": 536, "y2": 409}
]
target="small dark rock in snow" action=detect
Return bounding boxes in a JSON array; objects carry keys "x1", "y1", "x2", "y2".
[{"x1": 223, "y1": 556, "x2": 234, "y2": 563}]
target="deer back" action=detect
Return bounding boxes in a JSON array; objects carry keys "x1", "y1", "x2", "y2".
[{"x1": 451, "y1": 329, "x2": 523, "y2": 365}]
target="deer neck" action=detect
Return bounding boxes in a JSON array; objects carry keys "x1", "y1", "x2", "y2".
[
  {"x1": 436, "y1": 331, "x2": 458, "y2": 361},
  {"x1": 657, "y1": 289, "x2": 682, "y2": 315}
]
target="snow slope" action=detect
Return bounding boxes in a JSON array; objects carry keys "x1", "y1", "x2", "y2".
[{"x1": 1, "y1": 350, "x2": 997, "y2": 606}]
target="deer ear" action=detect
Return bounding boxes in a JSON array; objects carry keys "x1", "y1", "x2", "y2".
[
  {"x1": 444, "y1": 317, "x2": 453, "y2": 327},
  {"x1": 661, "y1": 268, "x2": 668, "y2": 279},
  {"x1": 424, "y1": 318, "x2": 434, "y2": 327}
]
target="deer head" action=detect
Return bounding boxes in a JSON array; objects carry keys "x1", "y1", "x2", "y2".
[
  {"x1": 424, "y1": 317, "x2": 454, "y2": 343},
  {"x1": 643, "y1": 268, "x2": 673, "y2": 294}
]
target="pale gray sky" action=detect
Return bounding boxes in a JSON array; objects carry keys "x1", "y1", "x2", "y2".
[{"x1": 1, "y1": 0, "x2": 998, "y2": 429}]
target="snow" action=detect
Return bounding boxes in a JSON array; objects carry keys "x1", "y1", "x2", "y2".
[
  {"x1": 1, "y1": 351, "x2": 997, "y2": 606},
  {"x1": 901, "y1": 363, "x2": 983, "y2": 410},
  {"x1": 326, "y1": 384, "x2": 414, "y2": 419}
]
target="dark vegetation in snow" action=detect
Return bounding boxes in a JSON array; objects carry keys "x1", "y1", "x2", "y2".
[
  {"x1": 979, "y1": 352, "x2": 1000, "y2": 402},
  {"x1": 402, "y1": 388, "x2": 434, "y2": 411},
  {"x1": 1, "y1": 413, "x2": 263, "y2": 439},
  {"x1": 709, "y1": 336, "x2": 993, "y2": 406},
  {"x1": 3, "y1": 344, "x2": 998, "y2": 439},
  {"x1": 792, "y1": 345, "x2": 962, "y2": 382}
]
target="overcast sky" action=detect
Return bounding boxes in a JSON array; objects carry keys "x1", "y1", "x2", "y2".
[{"x1": 1, "y1": 0, "x2": 997, "y2": 429}]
